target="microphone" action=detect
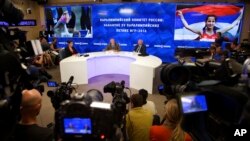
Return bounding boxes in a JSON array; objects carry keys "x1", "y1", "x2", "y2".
[
  {"x1": 121, "y1": 80, "x2": 125, "y2": 89},
  {"x1": 66, "y1": 76, "x2": 74, "y2": 87},
  {"x1": 120, "y1": 80, "x2": 129, "y2": 89}
]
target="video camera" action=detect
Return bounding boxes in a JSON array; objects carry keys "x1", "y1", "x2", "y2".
[
  {"x1": 48, "y1": 77, "x2": 130, "y2": 141},
  {"x1": 47, "y1": 76, "x2": 74, "y2": 110},
  {"x1": 159, "y1": 59, "x2": 250, "y2": 141},
  {"x1": 104, "y1": 81, "x2": 130, "y2": 115}
]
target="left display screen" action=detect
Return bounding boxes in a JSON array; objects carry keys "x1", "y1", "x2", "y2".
[{"x1": 45, "y1": 6, "x2": 92, "y2": 38}]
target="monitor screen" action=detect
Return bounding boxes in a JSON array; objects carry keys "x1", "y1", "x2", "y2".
[
  {"x1": 180, "y1": 94, "x2": 208, "y2": 114},
  {"x1": 47, "y1": 81, "x2": 58, "y2": 87},
  {"x1": 64, "y1": 118, "x2": 92, "y2": 134}
]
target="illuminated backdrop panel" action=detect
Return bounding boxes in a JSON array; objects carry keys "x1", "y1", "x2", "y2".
[{"x1": 45, "y1": 2, "x2": 244, "y2": 62}]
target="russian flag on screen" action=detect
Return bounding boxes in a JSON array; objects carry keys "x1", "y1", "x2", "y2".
[{"x1": 175, "y1": 4, "x2": 243, "y2": 41}]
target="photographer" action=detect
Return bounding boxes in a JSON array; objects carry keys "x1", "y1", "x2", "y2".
[
  {"x1": 13, "y1": 89, "x2": 53, "y2": 141},
  {"x1": 0, "y1": 0, "x2": 24, "y2": 25},
  {"x1": 0, "y1": 0, "x2": 24, "y2": 90},
  {"x1": 0, "y1": 0, "x2": 24, "y2": 52},
  {"x1": 0, "y1": 1, "x2": 49, "y2": 141}
]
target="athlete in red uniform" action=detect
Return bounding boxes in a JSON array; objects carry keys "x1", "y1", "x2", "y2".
[{"x1": 177, "y1": 8, "x2": 243, "y2": 41}]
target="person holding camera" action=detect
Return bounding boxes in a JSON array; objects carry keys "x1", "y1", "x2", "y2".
[
  {"x1": 13, "y1": 89, "x2": 53, "y2": 141},
  {"x1": 126, "y1": 94, "x2": 153, "y2": 141},
  {"x1": 150, "y1": 99, "x2": 192, "y2": 141}
]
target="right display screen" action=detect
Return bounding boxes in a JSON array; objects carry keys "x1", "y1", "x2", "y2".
[
  {"x1": 174, "y1": 4, "x2": 244, "y2": 48},
  {"x1": 180, "y1": 94, "x2": 208, "y2": 114}
]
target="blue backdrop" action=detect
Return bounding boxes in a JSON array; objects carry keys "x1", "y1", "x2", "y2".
[{"x1": 45, "y1": 2, "x2": 244, "y2": 62}]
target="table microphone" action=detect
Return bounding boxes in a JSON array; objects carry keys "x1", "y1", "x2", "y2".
[{"x1": 83, "y1": 54, "x2": 89, "y2": 57}]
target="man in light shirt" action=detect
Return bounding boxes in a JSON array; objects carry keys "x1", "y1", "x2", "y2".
[
  {"x1": 139, "y1": 89, "x2": 157, "y2": 114},
  {"x1": 139, "y1": 89, "x2": 160, "y2": 125}
]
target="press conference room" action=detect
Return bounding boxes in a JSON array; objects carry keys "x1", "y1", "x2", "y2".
[{"x1": 0, "y1": 0, "x2": 250, "y2": 141}]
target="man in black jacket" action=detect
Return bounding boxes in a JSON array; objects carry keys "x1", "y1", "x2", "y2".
[
  {"x1": 13, "y1": 89, "x2": 53, "y2": 141},
  {"x1": 134, "y1": 39, "x2": 146, "y2": 54}
]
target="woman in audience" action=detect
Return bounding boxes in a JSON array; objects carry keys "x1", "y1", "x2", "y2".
[
  {"x1": 209, "y1": 44, "x2": 216, "y2": 60},
  {"x1": 213, "y1": 46, "x2": 223, "y2": 62},
  {"x1": 49, "y1": 37, "x2": 60, "y2": 65},
  {"x1": 64, "y1": 40, "x2": 78, "y2": 58},
  {"x1": 150, "y1": 99, "x2": 192, "y2": 141},
  {"x1": 39, "y1": 36, "x2": 50, "y2": 51},
  {"x1": 33, "y1": 53, "x2": 54, "y2": 68},
  {"x1": 50, "y1": 37, "x2": 60, "y2": 52}
]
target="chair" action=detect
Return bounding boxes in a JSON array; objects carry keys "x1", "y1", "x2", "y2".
[{"x1": 59, "y1": 48, "x2": 66, "y2": 61}]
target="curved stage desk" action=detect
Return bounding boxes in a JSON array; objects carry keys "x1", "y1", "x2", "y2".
[{"x1": 60, "y1": 51, "x2": 162, "y2": 94}]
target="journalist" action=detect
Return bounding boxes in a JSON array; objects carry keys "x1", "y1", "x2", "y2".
[
  {"x1": 138, "y1": 89, "x2": 160, "y2": 125},
  {"x1": 126, "y1": 94, "x2": 153, "y2": 141},
  {"x1": 150, "y1": 99, "x2": 192, "y2": 141},
  {"x1": 0, "y1": 0, "x2": 24, "y2": 51},
  {"x1": 13, "y1": 89, "x2": 53, "y2": 141}
]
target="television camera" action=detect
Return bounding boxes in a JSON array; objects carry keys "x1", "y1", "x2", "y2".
[
  {"x1": 159, "y1": 57, "x2": 250, "y2": 141},
  {"x1": 104, "y1": 80, "x2": 130, "y2": 117},
  {"x1": 47, "y1": 77, "x2": 130, "y2": 141}
]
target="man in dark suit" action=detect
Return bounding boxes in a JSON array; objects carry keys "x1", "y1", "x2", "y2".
[
  {"x1": 134, "y1": 39, "x2": 146, "y2": 54},
  {"x1": 105, "y1": 38, "x2": 120, "y2": 51}
]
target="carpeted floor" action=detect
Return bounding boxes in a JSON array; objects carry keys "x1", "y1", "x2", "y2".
[{"x1": 37, "y1": 65, "x2": 167, "y2": 127}]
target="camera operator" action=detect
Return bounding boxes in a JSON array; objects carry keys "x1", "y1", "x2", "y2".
[
  {"x1": 13, "y1": 89, "x2": 53, "y2": 141},
  {"x1": 0, "y1": 0, "x2": 24, "y2": 94},
  {"x1": 0, "y1": 0, "x2": 24, "y2": 24},
  {"x1": 126, "y1": 94, "x2": 153, "y2": 141},
  {"x1": 0, "y1": 0, "x2": 24, "y2": 51}
]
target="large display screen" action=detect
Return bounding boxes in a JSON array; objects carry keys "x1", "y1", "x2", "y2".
[{"x1": 45, "y1": 3, "x2": 244, "y2": 62}]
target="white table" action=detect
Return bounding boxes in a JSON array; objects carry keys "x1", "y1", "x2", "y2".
[{"x1": 60, "y1": 51, "x2": 162, "y2": 94}]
